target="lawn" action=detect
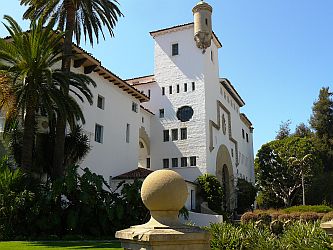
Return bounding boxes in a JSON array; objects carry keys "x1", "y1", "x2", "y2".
[{"x1": 0, "y1": 241, "x2": 123, "y2": 250}]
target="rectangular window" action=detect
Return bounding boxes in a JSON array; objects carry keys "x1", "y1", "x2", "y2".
[
  {"x1": 163, "y1": 129, "x2": 169, "y2": 142},
  {"x1": 190, "y1": 156, "x2": 196, "y2": 166},
  {"x1": 180, "y1": 128, "x2": 187, "y2": 140},
  {"x1": 246, "y1": 133, "x2": 249, "y2": 142},
  {"x1": 142, "y1": 117, "x2": 144, "y2": 123},
  {"x1": 146, "y1": 158, "x2": 150, "y2": 169},
  {"x1": 159, "y1": 109, "x2": 165, "y2": 118},
  {"x1": 162, "y1": 87, "x2": 165, "y2": 95},
  {"x1": 97, "y1": 95, "x2": 105, "y2": 110},
  {"x1": 132, "y1": 102, "x2": 138, "y2": 113},
  {"x1": 242, "y1": 129, "x2": 245, "y2": 139},
  {"x1": 163, "y1": 158, "x2": 169, "y2": 168},
  {"x1": 172, "y1": 158, "x2": 178, "y2": 168},
  {"x1": 191, "y1": 190, "x2": 195, "y2": 210},
  {"x1": 172, "y1": 43, "x2": 179, "y2": 56},
  {"x1": 95, "y1": 124, "x2": 104, "y2": 143},
  {"x1": 177, "y1": 84, "x2": 180, "y2": 93},
  {"x1": 181, "y1": 157, "x2": 188, "y2": 167},
  {"x1": 148, "y1": 89, "x2": 151, "y2": 97},
  {"x1": 126, "y1": 124, "x2": 130, "y2": 143},
  {"x1": 192, "y1": 82, "x2": 195, "y2": 91},
  {"x1": 171, "y1": 129, "x2": 178, "y2": 141},
  {"x1": 211, "y1": 50, "x2": 214, "y2": 62},
  {"x1": 184, "y1": 83, "x2": 187, "y2": 92},
  {"x1": 169, "y1": 85, "x2": 172, "y2": 94}
]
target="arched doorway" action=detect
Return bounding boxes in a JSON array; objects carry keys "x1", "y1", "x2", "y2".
[
  {"x1": 139, "y1": 127, "x2": 150, "y2": 169},
  {"x1": 216, "y1": 144, "x2": 235, "y2": 211}
]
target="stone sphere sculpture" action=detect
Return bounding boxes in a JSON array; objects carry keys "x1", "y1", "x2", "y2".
[{"x1": 141, "y1": 169, "x2": 188, "y2": 212}]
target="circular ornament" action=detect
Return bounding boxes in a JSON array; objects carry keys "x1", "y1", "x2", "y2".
[{"x1": 176, "y1": 106, "x2": 194, "y2": 122}]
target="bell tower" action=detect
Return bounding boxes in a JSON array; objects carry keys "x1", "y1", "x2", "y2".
[{"x1": 192, "y1": 1, "x2": 213, "y2": 53}]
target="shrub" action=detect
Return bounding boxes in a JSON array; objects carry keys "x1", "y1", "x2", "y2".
[
  {"x1": 270, "y1": 220, "x2": 284, "y2": 235},
  {"x1": 241, "y1": 212, "x2": 258, "y2": 224},
  {"x1": 283, "y1": 205, "x2": 333, "y2": 214},
  {"x1": 289, "y1": 212, "x2": 301, "y2": 220},
  {"x1": 280, "y1": 221, "x2": 332, "y2": 249},
  {"x1": 206, "y1": 222, "x2": 243, "y2": 250},
  {"x1": 257, "y1": 212, "x2": 272, "y2": 224},
  {"x1": 299, "y1": 212, "x2": 319, "y2": 222},
  {"x1": 236, "y1": 178, "x2": 256, "y2": 214},
  {"x1": 271, "y1": 212, "x2": 283, "y2": 220},
  {"x1": 278, "y1": 214, "x2": 292, "y2": 221},
  {"x1": 322, "y1": 211, "x2": 333, "y2": 223},
  {"x1": 197, "y1": 174, "x2": 223, "y2": 213}
]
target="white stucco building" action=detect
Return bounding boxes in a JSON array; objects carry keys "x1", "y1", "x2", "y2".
[{"x1": 0, "y1": 1, "x2": 254, "y2": 212}]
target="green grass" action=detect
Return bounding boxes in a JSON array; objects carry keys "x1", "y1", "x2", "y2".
[{"x1": 0, "y1": 241, "x2": 123, "y2": 250}]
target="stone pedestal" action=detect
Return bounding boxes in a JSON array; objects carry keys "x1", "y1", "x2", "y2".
[
  {"x1": 321, "y1": 220, "x2": 333, "y2": 237},
  {"x1": 115, "y1": 169, "x2": 211, "y2": 250}
]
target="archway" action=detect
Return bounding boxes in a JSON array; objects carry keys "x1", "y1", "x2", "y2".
[
  {"x1": 216, "y1": 144, "x2": 235, "y2": 211},
  {"x1": 138, "y1": 138, "x2": 149, "y2": 168}
]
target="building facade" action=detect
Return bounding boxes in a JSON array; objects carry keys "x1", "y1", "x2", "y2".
[{"x1": 0, "y1": 1, "x2": 254, "y2": 211}]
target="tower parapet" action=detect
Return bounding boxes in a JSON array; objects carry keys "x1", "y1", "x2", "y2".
[{"x1": 192, "y1": 1, "x2": 213, "y2": 53}]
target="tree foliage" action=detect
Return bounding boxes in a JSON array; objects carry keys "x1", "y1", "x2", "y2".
[
  {"x1": 275, "y1": 120, "x2": 291, "y2": 140},
  {"x1": 236, "y1": 178, "x2": 257, "y2": 213},
  {"x1": 197, "y1": 174, "x2": 223, "y2": 213},
  {"x1": 255, "y1": 136, "x2": 322, "y2": 207},
  {"x1": 310, "y1": 87, "x2": 333, "y2": 171}
]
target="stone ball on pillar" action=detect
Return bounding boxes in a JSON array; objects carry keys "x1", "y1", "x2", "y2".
[{"x1": 141, "y1": 169, "x2": 188, "y2": 212}]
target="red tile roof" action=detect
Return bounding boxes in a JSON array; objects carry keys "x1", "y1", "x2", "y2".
[{"x1": 112, "y1": 168, "x2": 154, "y2": 180}]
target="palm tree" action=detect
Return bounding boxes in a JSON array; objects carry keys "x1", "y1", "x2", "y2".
[
  {"x1": 20, "y1": 0, "x2": 123, "y2": 176},
  {"x1": 0, "y1": 16, "x2": 96, "y2": 172}
]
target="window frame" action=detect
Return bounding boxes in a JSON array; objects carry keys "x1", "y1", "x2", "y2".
[
  {"x1": 171, "y1": 43, "x2": 179, "y2": 56},
  {"x1": 172, "y1": 158, "x2": 178, "y2": 168},
  {"x1": 190, "y1": 156, "x2": 196, "y2": 166},
  {"x1": 163, "y1": 158, "x2": 170, "y2": 168},
  {"x1": 97, "y1": 95, "x2": 105, "y2": 110},
  {"x1": 94, "y1": 123, "x2": 104, "y2": 144},
  {"x1": 171, "y1": 129, "x2": 178, "y2": 141},
  {"x1": 159, "y1": 109, "x2": 165, "y2": 118},
  {"x1": 181, "y1": 157, "x2": 188, "y2": 167},
  {"x1": 163, "y1": 129, "x2": 170, "y2": 142},
  {"x1": 180, "y1": 128, "x2": 187, "y2": 140}
]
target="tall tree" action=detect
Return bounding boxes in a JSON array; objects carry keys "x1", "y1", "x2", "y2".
[
  {"x1": 294, "y1": 123, "x2": 313, "y2": 138},
  {"x1": 0, "y1": 16, "x2": 96, "y2": 172},
  {"x1": 275, "y1": 120, "x2": 291, "y2": 140},
  {"x1": 310, "y1": 87, "x2": 333, "y2": 171},
  {"x1": 255, "y1": 136, "x2": 322, "y2": 207},
  {"x1": 21, "y1": 0, "x2": 123, "y2": 176}
]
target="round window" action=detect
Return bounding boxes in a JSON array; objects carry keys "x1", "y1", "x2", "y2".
[{"x1": 176, "y1": 106, "x2": 194, "y2": 122}]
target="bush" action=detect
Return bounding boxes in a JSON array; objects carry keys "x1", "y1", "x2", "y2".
[
  {"x1": 197, "y1": 174, "x2": 223, "y2": 213},
  {"x1": 322, "y1": 211, "x2": 333, "y2": 223},
  {"x1": 236, "y1": 178, "x2": 256, "y2": 214},
  {"x1": 280, "y1": 221, "x2": 332, "y2": 249},
  {"x1": 206, "y1": 222, "x2": 243, "y2": 249},
  {"x1": 299, "y1": 212, "x2": 320, "y2": 222},
  {"x1": 240, "y1": 212, "x2": 258, "y2": 224},
  {"x1": 283, "y1": 205, "x2": 333, "y2": 214},
  {"x1": 208, "y1": 221, "x2": 332, "y2": 250},
  {"x1": 278, "y1": 214, "x2": 292, "y2": 222}
]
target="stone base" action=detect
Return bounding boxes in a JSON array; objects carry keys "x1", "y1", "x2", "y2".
[
  {"x1": 321, "y1": 220, "x2": 333, "y2": 237},
  {"x1": 116, "y1": 226, "x2": 210, "y2": 250}
]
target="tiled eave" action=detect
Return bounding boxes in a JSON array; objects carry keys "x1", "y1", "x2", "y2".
[
  {"x1": 72, "y1": 44, "x2": 149, "y2": 103},
  {"x1": 140, "y1": 105, "x2": 155, "y2": 115},
  {"x1": 240, "y1": 113, "x2": 253, "y2": 130}
]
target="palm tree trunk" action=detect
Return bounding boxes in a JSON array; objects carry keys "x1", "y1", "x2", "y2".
[
  {"x1": 21, "y1": 102, "x2": 36, "y2": 171},
  {"x1": 53, "y1": 1, "x2": 75, "y2": 178}
]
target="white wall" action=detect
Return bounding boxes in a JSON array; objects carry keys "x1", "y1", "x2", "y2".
[
  {"x1": 180, "y1": 211, "x2": 223, "y2": 227},
  {"x1": 71, "y1": 65, "x2": 141, "y2": 180}
]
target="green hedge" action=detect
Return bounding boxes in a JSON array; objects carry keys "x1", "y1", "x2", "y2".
[
  {"x1": 282, "y1": 205, "x2": 332, "y2": 214},
  {"x1": 207, "y1": 221, "x2": 332, "y2": 250}
]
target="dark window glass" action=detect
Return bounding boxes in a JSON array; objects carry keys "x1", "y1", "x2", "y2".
[
  {"x1": 177, "y1": 84, "x2": 180, "y2": 93},
  {"x1": 242, "y1": 129, "x2": 245, "y2": 139},
  {"x1": 171, "y1": 129, "x2": 178, "y2": 141},
  {"x1": 97, "y1": 95, "x2": 104, "y2": 109},
  {"x1": 181, "y1": 157, "x2": 187, "y2": 167},
  {"x1": 184, "y1": 83, "x2": 187, "y2": 92},
  {"x1": 246, "y1": 133, "x2": 249, "y2": 142},
  {"x1": 132, "y1": 102, "x2": 138, "y2": 113},
  {"x1": 172, "y1": 158, "x2": 178, "y2": 168},
  {"x1": 95, "y1": 124, "x2": 103, "y2": 143},
  {"x1": 146, "y1": 158, "x2": 150, "y2": 169},
  {"x1": 162, "y1": 87, "x2": 165, "y2": 95},
  {"x1": 126, "y1": 124, "x2": 130, "y2": 143},
  {"x1": 177, "y1": 106, "x2": 194, "y2": 122},
  {"x1": 159, "y1": 109, "x2": 165, "y2": 118},
  {"x1": 148, "y1": 89, "x2": 151, "y2": 97},
  {"x1": 192, "y1": 82, "x2": 195, "y2": 91},
  {"x1": 163, "y1": 158, "x2": 169, "y2": 168},
  {"x1": 172, "y1": 43, "x2": 179, "y2": 56},
  {"x1": 169, "y1": 85, "x2": 172, "y2": 94},
  {"x1": 180, "y1": 128, "x2": 187, "y2": 140},
  {"x1": 163, "y1": 130, "x2": 169, "y2": 142},
  {"x1": 190, "y1": 156, "x2": 196, "y2": 166}
]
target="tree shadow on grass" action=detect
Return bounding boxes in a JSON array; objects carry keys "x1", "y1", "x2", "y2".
[{"x1": 27, "y1": 241, "x2": 122, "y2": 249}]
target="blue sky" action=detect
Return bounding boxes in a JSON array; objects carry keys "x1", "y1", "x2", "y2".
[{"x1": 0, "y1": 1, "x2": 332, "y2": 154}]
